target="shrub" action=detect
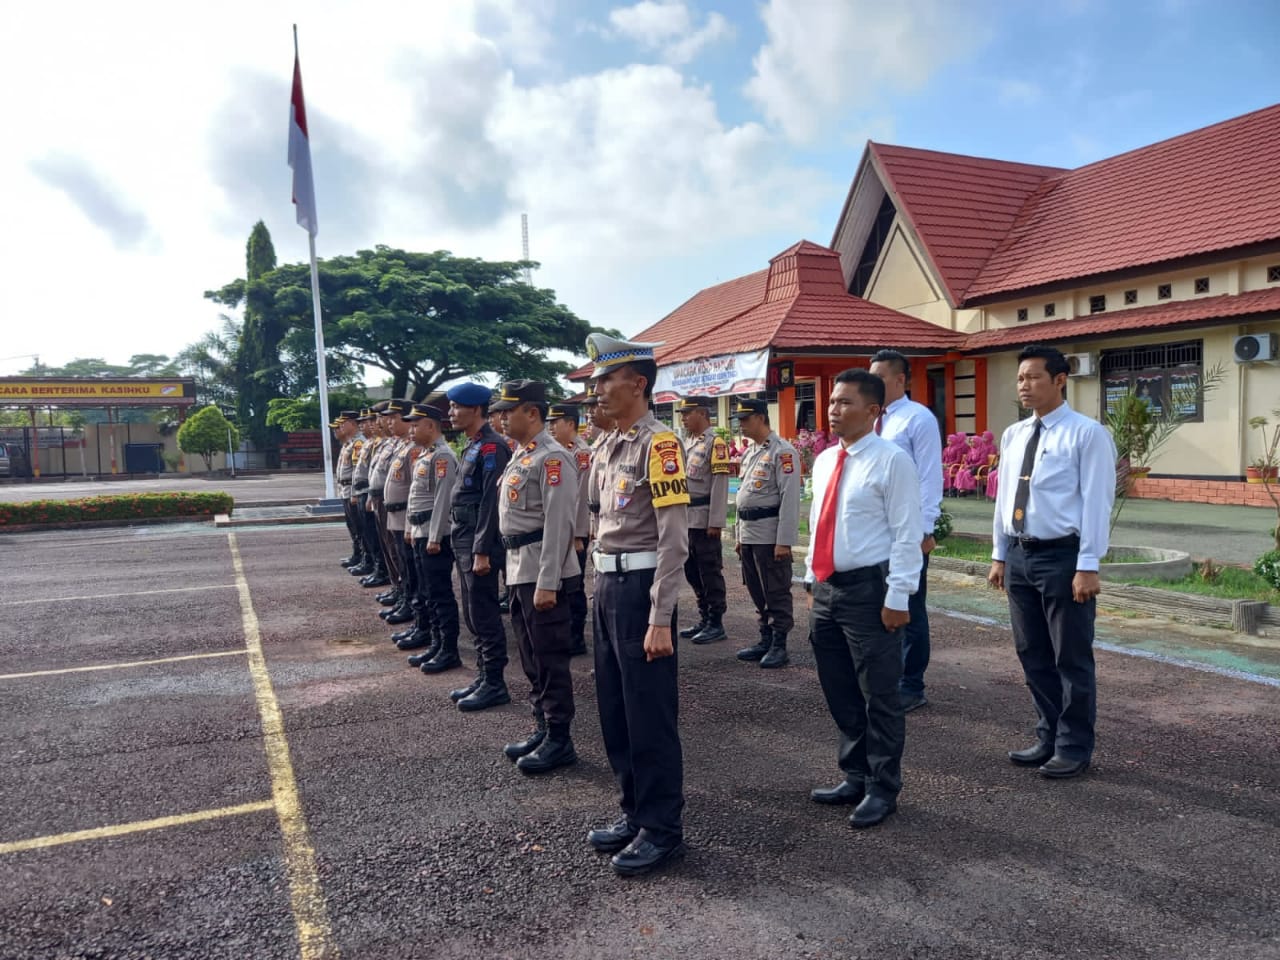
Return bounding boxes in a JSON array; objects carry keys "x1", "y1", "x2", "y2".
[
  {"x1": 0, "y1": 493, "x2": 234, "y2": 527},
  {"x1": 1254, "y1": 550, "x2": 1280, "y2": 591},
  {"x1": 932, "y1": 507, "x2": 953, "y2": 542}
]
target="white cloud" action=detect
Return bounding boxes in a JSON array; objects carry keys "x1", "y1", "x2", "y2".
[
  {"x1": 607, "y1": 1, "x2": 732, "y2": 65},
  {"x1": 997, "y1": 78, "x2": 1043, "y2": 106},
  {"x1": 745, "y1": 0, "x2": 991, "y2": 143}
]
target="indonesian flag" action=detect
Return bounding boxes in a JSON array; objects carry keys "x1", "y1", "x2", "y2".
[{"x1": 288, "y1": 52, "x2": 318, "y2": 236}]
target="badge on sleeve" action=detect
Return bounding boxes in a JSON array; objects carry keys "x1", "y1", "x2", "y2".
[
  {"x1": 435, "y1": 458, "x2": 448, "y2": 479},
  {"x1": 780, "y1": 453, "x2": 795, "y2": 474},
  {"x1": 545, "y1": 458, "x2": 563, "y2": 486},
  {"x1": 576, "y1": 450, "x2": 591, "y2": 471},
  {"x1": 711, "y1": 437, "x2": 731, "y2": 475},
  {"x1": 647, "y1": 432, "x2": 691, "y2": 508},
  {"x1": 415, "y1": 461, "x2": 428, "y2": 479}
]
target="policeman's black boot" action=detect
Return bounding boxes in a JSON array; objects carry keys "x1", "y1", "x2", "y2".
[
  {"x1": 361, "y1": 564, "x2": 390, "y2": 588},
  {"x1": 385, "y1": 601, "x2": 415, "y2": 625},
  {"x1": 376, "y1": 587, "x2": 400, "y2": 606},
  {"x1": 759, "y1": 631, "x2": 790, "y2": 669},
  {"x1": 516, "y1": 725, "x2": 577, "y2": 774},
  {"x1": 391, "y1": 625, "x2": 416, "y2": 643},
  {"x1": 427, "y1": 636, "x2": 465, "y2": 677},
  {"x1": 503, "y1": 714, "x2": 546, "y2": 761},
  {"x1": 736, "y1": 625, "x2": 773, "y2": 661},
  {"x1": 691, "y1": 613, "x2": 726, "y2": 644},
  {"x1": 409, "y1": 627, "x2": 443, "y2": 667},
  {"x1": 349, "y1": 560, "x2": 373, "y2": 576},
  {"x1": 457, "y1": 672, "x2": 511, "y2": 712},
  {"x1": 679, "y1": 616, "x2": 708, "y2": 640}
]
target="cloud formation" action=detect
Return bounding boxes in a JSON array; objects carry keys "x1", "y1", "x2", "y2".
[
  {"x1": 607, "y1": 1, "x2": 732, "y2": 64},
  {"x1": 28, "y1": 155, "x2": 155, "y2": 250}
]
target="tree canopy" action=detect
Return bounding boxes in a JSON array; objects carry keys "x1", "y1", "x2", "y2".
[
  {"x1": 206, "y1": 246, "x2": 600, "y2": 401},
  {"x1": 177, "y1": 405, "x2": 239, "y2": 471}
]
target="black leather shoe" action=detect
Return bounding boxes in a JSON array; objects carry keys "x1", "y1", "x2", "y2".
[
  {"x1": 587, "y1": 818, "x2": 638, "y2": 853},
  {"x1": 736, "y1": 638, "x2": 771, "y2": 661},
  {"x1": 691, "y1": 622, "x2": 727, "y2": 644},
  {"x1": 849, "y1": 794, "x2": 897, "y2": 829},
  {"x1": 679, "y1": 619, "x2": 708, "y2": 640},
  {"x1": 424, "y1": 649, "x2": 463, "y2": 675},
  {"x1": 407, "y1": 652, "x2": 434, "y2": 667},
  {"x1": 517, "y1": 736, "x2": 577, "y2": 774},
  {"x1": 901, "y1": 693, "x2": 929, "y2": 713},
  {"x1": 1038, "y1": 755, "x2": 1089, "y2": 779},
  {"x1": 759, "y1": 644, "x2": 789, "y2": 668},
  {"x1": 810, "y1": 780, "x2": 865, "y2": 806},
  {"x1": 348, "y1": 563, "x2": 373, "y2": 577},
  {"x1": 449, "y1": 675, "x2": 483, "y2": 702},
  {"x1": 503, "y1": 727, "x2": 546, "y2": 761},
  {"x1": 396, "y1": 632, "x2": 432, "y2": 651},
  {"x1": 361, "y1": 573, "x2": 390, "y2": 588},
  {"x1": 457, "y1": 679, "x2": 511, "y2": 712},
  {"x1": 385, "y1": 607, "x2": 415, "y2": 625},
  {"x1": 1008, "y1": 742, "x2": 1054, "y2": 767},
  {"x1": 340, "y1": 556, "x2": 357, "y2": 567},
  {"x1": 611, "y1": 837, "x2": 686, "y2": 876},
  {"x1": 376, "y1": 590, "x2": 398, "y2": 605}
]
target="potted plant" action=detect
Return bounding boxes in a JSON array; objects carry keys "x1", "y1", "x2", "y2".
[{"x1": 1247, "y1": 409, "x2": 1280, "y2": 484}]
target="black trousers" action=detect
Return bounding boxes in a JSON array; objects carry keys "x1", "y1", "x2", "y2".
[
  {"x1": 1006, "y1": 541, "x2": 1097, "y2": 762},
  {"x1": 358, "y1": 495, "x2": 383, "y2": 567},
  {"x1": 375, "y1": 500, "x2": 402, "y2": 586},
  {"x1": 810, "y1": 567, "x2": 905, "y2": 800},
  {"x1": 453, "y1": 528, "x2": 508, "y2": 676},
  {"x1": 413, "y1": 537, "x2": 459, "y2": 642},
  {"x1": 684, "y1": 529, "x2": 726, "y2": 620},
  {"x1": 342, "y1": 499, "x2": 362, "y2": 555},
  {"x1": 393, "y1": 530, "x2": 418, "y2": 608},
  {"x1": 593, "y1": 569, "x2": 683, "y2": 845},
  {"x1": 569, "y1": 544, "x2": 589, "y2": 645},
  {"x1": 741, "y1": 542, "x2": 794, "y2": 635},
  {"x1": 510, "y1": 580, "x2": 577, "y2": 731}
]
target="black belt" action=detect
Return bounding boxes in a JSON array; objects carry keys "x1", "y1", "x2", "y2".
[
  {"x1": 688, "y1": 495, "x2": 711, "y2": 507},
  {"x1": 501, "y1": 530, "x2": 543, "y2": 549},
  {"x1": 385, "y1": 502, "x2": 408, "y2": 513},
  {"x1": 409, "y1": 509, "x2": 433, "y2": 525},
  {"x1": 1010, "y1": 534, "x2": 1080, "y2": 552},
  {"x1": 369, "y1": 492, "x2": 384, "y2": 502},
  {"x1": 353, "y1": 481, "x2": 369, "y2": 492},
  {"x1": 739, "y1": 505, "x2": 780, "y2": 521},
  {"x1": 588, "y1": 502, "x2": 600, "y2": 514},
  {"x1": 825, "y1": 563, "x2": 887, "y2": 588}
]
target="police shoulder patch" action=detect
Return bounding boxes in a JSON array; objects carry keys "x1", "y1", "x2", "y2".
[
  {"x1": 545, "y1": 458, "x2": 563, "y2": 486},
  {"x1": 780, "y1": 452, "x2": 795, "y2": 474},
  {"x1": 435, "y1": 457, "x2": 448, "y2": 479},
  {"x1": 576, "y1": 450, "x2": 591, "y2": 471},
  {"x1": 648, "y1": 431, "x2": 690, "y2": 508},
  {"x1": 711, "y1": 437, "x2": 731, "y2": 475}
]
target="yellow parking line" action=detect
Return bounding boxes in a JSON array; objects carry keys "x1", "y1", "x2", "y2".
[
  {"x1": 0, "y1": 800, "x2": 274, "y2": 856},
  {"x1": 0, "y1": 584, "x2": 237, "y2": 606},
  {"x1": 0, "y1": 650, "x2": 246, "y2": 681},
  {"x1": 227, "y1": 532, "x2": 337, "y2": 960}
]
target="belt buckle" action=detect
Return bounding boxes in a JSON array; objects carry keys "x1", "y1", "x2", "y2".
[{"x1": 617, "y1": 552, "x2": 629, "y2": 573}]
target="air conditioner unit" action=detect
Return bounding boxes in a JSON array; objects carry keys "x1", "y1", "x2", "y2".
[
  {"x1": 1233, "y1": 333, "x2": 1277, "y2": 363},
  {"x1": 1065, "y1": 353, "x2": 1097, "y2": 377}
]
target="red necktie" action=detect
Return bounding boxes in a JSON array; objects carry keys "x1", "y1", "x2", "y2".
[{"x1": 811, "y1": 446, "x2": 848, "y2": 582}]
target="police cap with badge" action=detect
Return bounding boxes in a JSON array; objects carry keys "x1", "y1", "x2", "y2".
[
  {"x1": 547, "y1": 402, "x2": 580, "y2": 422},
  {"x1": 402, "y1": 402, "x2": 446, "y2": 423},
  {"x1": 489, "y1": 379, "x2": 547, "y2": 411},
  {"x1": 585, "y1": 333, "x2": 663, "y2": 378},
  {"x1": 729, "y1": 398, "x2": 769, "y2": 421},
  {"x1": 675, "y1": 397, "x2": 710, "y2": 414}
]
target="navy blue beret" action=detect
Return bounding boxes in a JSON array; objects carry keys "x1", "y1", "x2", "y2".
[{"x1": 446, "y1": 382, "x2": 493, "y2": 407}]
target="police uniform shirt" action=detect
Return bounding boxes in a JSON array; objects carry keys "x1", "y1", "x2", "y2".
[
  {"x1": 352, "y1": 435, "x2": 375, "y2": 493},
  {"x1": 683, "y1": 429, "x2": 731, "y2": 530},
  {"x1": 383, "y1": 439, "x2": 419, "y2": 532},
  {"x1": 499, "y1": 434, "x2": 581, "y2": 589},
  {"x1": 878, "y1": 396, "x2": 944, "y2": 534},
  {"x1": 452, "y1": 423, "x2": 513, "y2": 556},
  {"x1": 990, "y1": 403, "x2": 1117, "y2": 571},
  {"x1": 735, "y1": 431, "x2": 802, "y2": 546},
  {"x1": 589, "y1": 412, "x2": 691, "y2": 625},
  {"x1": 408, "y1": 438, "x2": 458, "y2": 542},
  {"x1": 368, "y1": 435, "x2": 397, "y2": 494},
  {"x1": 570, "y1": 434, "x2": 592, "y2": 540},
  {"x1": 588, "y1": 432, "x2": 609, "y2": 540},
  {"x1": 335, "y1": 437, "x2": 356, "y2": 498}
]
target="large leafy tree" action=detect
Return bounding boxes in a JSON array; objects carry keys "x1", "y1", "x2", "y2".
[
  {"x1": 207, "y1": 247, "x2": 597, "y2": 401},
  {"x1": 231, "y1": 221, "x2": 282, "y2": 450},
  {"x1": 177, "y1": 405, "x2": 240, "y2": 471}
]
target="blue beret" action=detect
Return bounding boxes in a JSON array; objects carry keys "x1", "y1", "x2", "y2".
[{"x1": 446, "y1": 382, "x2": 492, "y2": 407}]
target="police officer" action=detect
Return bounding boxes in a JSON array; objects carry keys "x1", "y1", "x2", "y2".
[
  {"x1": 675, "y1": 397, "x2": 731, "y2": 644},
  {"x1": 446, "y1": 382, "x2": 513, "y2": 712},
  {"x1": 401, "y1": 403, "x2": 463, "y2": 672},
  {"x1": 373, "y1": 401, "x2": 412, "y2": 608},
  {"x1": 732, "y1": 398, "x2": 802, "y2": 668},
  {"x1": 363, "y1": 402, "x2": 395, "y2": 589},
  {"x1": 349, "y1": 408, "x2": 385, "y2": 581},
  {"x1": 548, "y1": 401, "x2": 592, "y2": 656},
  {"x1": 332, "y1": 411, "x2": 363, "y2": 567},
  {"x1": 492, "y1": 381, "x2": 581, "y2": 773},
  {"x1": 381, "y1": 399, "x2": 420, "y2": 628},
  {"x1": 584, "y1": 333, "x2": 689, "y2": 877}
]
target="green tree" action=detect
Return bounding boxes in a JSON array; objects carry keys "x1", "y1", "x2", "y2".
[
  {"x1": 207, "y1": 246, "x2": 601, "y2": 401},
  {"x1": 177, "y1": 315, "x2": 242, "y2": 412},
  {"x1": 266, "y1": 387, "x2": 370, "y2": 432},
  {"x1": 177, "y1": 405, "x2": 240, "y2": 472},
  {"x1": 230, "y1": 221, "x2": 282, "y2": 453}
]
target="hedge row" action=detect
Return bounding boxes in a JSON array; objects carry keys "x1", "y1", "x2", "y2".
[{"x1": 0, "y1": 493, "x2": 234, "y2": 527}]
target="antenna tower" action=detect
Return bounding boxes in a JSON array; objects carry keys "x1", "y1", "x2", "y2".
[{"x1": 521, "y1": 213, "x2": 532, "y2": 285}]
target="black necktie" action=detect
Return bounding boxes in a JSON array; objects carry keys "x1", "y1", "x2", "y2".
[{"x1": 1011, "y1": 419, "x2": 1042, "y2": 534}]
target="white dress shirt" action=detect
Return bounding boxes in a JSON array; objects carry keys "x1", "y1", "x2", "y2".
[
  {"x1": 804, "y1": 432, "x2": 924, "y2": 611},
  {"x1": 878, "y1": 395, "x2": 944, "y2": 532},
  {"x1": 991, "y1": 402, "x2": 1117, "y2": 570}
]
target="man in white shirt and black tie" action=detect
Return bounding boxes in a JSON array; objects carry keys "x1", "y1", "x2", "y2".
[
  {"x1": 804, "y1": 369, "x2": 923, "y2": 829},
  {"x1": 987, "y1": 344, "x2": 1116, "y2": 780},
  {"x1": 869, "y1": 349, "x2": 944, "y2": 713}
]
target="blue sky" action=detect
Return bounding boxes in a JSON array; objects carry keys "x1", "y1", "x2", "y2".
[{"x1": 1, "y1": 0, "x2": 1275, "y2": 375}]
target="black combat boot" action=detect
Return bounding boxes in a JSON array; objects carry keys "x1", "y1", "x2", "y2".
[
  {"x1": 503, "y1": 714, "x2": 546, "y2": 761},
  {"x1": 457, "y1": 674, "x2": 511, "y2": 712},
  {"x1": 517, "y1": 726, "x2": 577, "y2": 774},
  {"x1": 361, "y1": 566, "x2": 390, "y2": 588},
  {"x1": 348, "y1": 559, "x2": 373, "y2": 577},
  {"x1": 691, "y1": 613, "x2": 726, "y2": 644},
  {"x1": 391, "y1": 625, "x2": 416, "y2": 643},
  {"x1": 679, "y1": 615, "x2": 708, "y2": 640},
  {"x1": 736, "y1": 625, "x2": 773, "y2": 661},
  {"x1": 759, "y1": 630, "x2": 790, "y2": 668},
  {"x1": 427, "y1": 636, "x2": 465, "y2": 676},
  {"x1": 385, "y1": 602, "x2": 415, "y2": 625}
]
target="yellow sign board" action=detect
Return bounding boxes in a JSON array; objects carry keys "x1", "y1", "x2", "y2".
[{"x1": 0, "y1": 380, "x2": 192, "y2": 402}]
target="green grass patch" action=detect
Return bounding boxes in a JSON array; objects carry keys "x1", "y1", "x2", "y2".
[
  {"x1": 1116, "y1": 564, "x2": 1280, "y2": 602},
  {"x1": 0, "y1": 492, "x2": 234, "y2": 527},
  {"x1": 933, "y1": 537, "x2": 993, "y2": 562}
]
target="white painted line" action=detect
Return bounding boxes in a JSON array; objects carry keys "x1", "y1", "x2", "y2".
[
  {"x1": 0, "y1": 584, "x2": 236, "y2": 606},
  {"x1": 0, "y1": 650, "x2": 246, "y2": 681}
]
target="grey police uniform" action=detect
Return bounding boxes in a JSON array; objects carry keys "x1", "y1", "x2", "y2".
[
  {"x1": 407, "y1": 436, "x2": 461, "y2": 660},
  {"x1": 735, "y1": 430, "x2": 802, "y2": 637},
  {"x1": 682, "y1": 427, "x2": 730, "y2": 628}
]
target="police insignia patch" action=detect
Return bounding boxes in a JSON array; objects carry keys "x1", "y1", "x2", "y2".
[
  {"x1": 616, "y1": 495, "x2": 632, "y2": 509},
  {"x1": 711, "y1": 438, "x2": 731, "y2": 475},
  {"x1": 521, "y1": 456, "x2": 533, "y2": 466},
  {"x1": 648, "y1": 432, "x2": 690, "y2": 508},
  {"x1": 780, "y1": 453, "x2": 794, "y2": 474},
  {"x1": 546, "y1": 458, "x2": 562, "y2": 485},
  {"x1": 415, "y1": 462, "x2": 428, "y2": 478},
  {"x1": 435, "y1": 459, "x2": 448, "y2": 479},
  {"x1": 576, "y1": 450, "x2": 591, "y2": 471}
]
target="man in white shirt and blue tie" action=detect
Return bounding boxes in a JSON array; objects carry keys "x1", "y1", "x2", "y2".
[
  {"x1": 805, "y1": 369, "x2": 923, "y2": 829},
  {"x1": 869, "y1": 349, "x2": 944, "y2": 713},
  {"x1": 987, "y1": 345, "x2": 1116, "y2": 779}
]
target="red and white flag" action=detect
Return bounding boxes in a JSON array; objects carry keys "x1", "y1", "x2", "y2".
[{"x1": 288, "y1": 52, "x2": 318, "y2": 236}]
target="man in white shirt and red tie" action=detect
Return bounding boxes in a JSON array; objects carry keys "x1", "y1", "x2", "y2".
[
  {"x1": 805, "y1": 368, "x2": 923, "y2": 829},
  {"x1": 988, "y1": 345, "x2": 1116, "y2": 779},
  {"x1": 869, "y1": 349, "x2": 944, "y2": 713}
]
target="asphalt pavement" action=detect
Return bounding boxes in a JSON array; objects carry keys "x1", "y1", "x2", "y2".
[{"x1": 1, "y1": 521, "x2": 1278, "y2": 959}]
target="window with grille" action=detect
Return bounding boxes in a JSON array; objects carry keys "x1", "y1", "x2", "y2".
[
  {"x1": 1044, "y1": 303, "x2": 1055, "y2": 318},
  {"x1": 795, "y1": 381, "x2": 817, "y2": 432},
  {"x1": 1157, "y1": 283, "x2": 1172, "y2": 299},
  {"x1": 1016, "y1": 308, "x2": 1028, "y2": 322},
  {"x1": 1194, "y1": 277, "x2": 1210, "y2": 294},
  {"x1": 1268, "y1": 265, "x2": 1280, "y2": 283},
  {"x1": 1101, "y1": 340, "x2": 1205, "y2": 423},
  {"x1": 1089, "y1": 295, "x2": 1106, "y2": 313},
  {"x1": 1124, "y1": 289, "x2": 1138, "y2": 305}
]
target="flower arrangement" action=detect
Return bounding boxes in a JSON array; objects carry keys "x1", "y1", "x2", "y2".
[{"x1": 791, "y1": 428, "x2": 839, "y2": 473}]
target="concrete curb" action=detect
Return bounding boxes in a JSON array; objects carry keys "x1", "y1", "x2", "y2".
[
  {"x1": 0, "y1": 514, "x2": 217, "y2": 534},
  {"x1": 213, "y1": 512, "x2": 343, "y2": 528}
]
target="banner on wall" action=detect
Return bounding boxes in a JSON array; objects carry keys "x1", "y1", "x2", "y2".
[{"x1": 653, "y1": 350, "x2": 770, "y2": 404}]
